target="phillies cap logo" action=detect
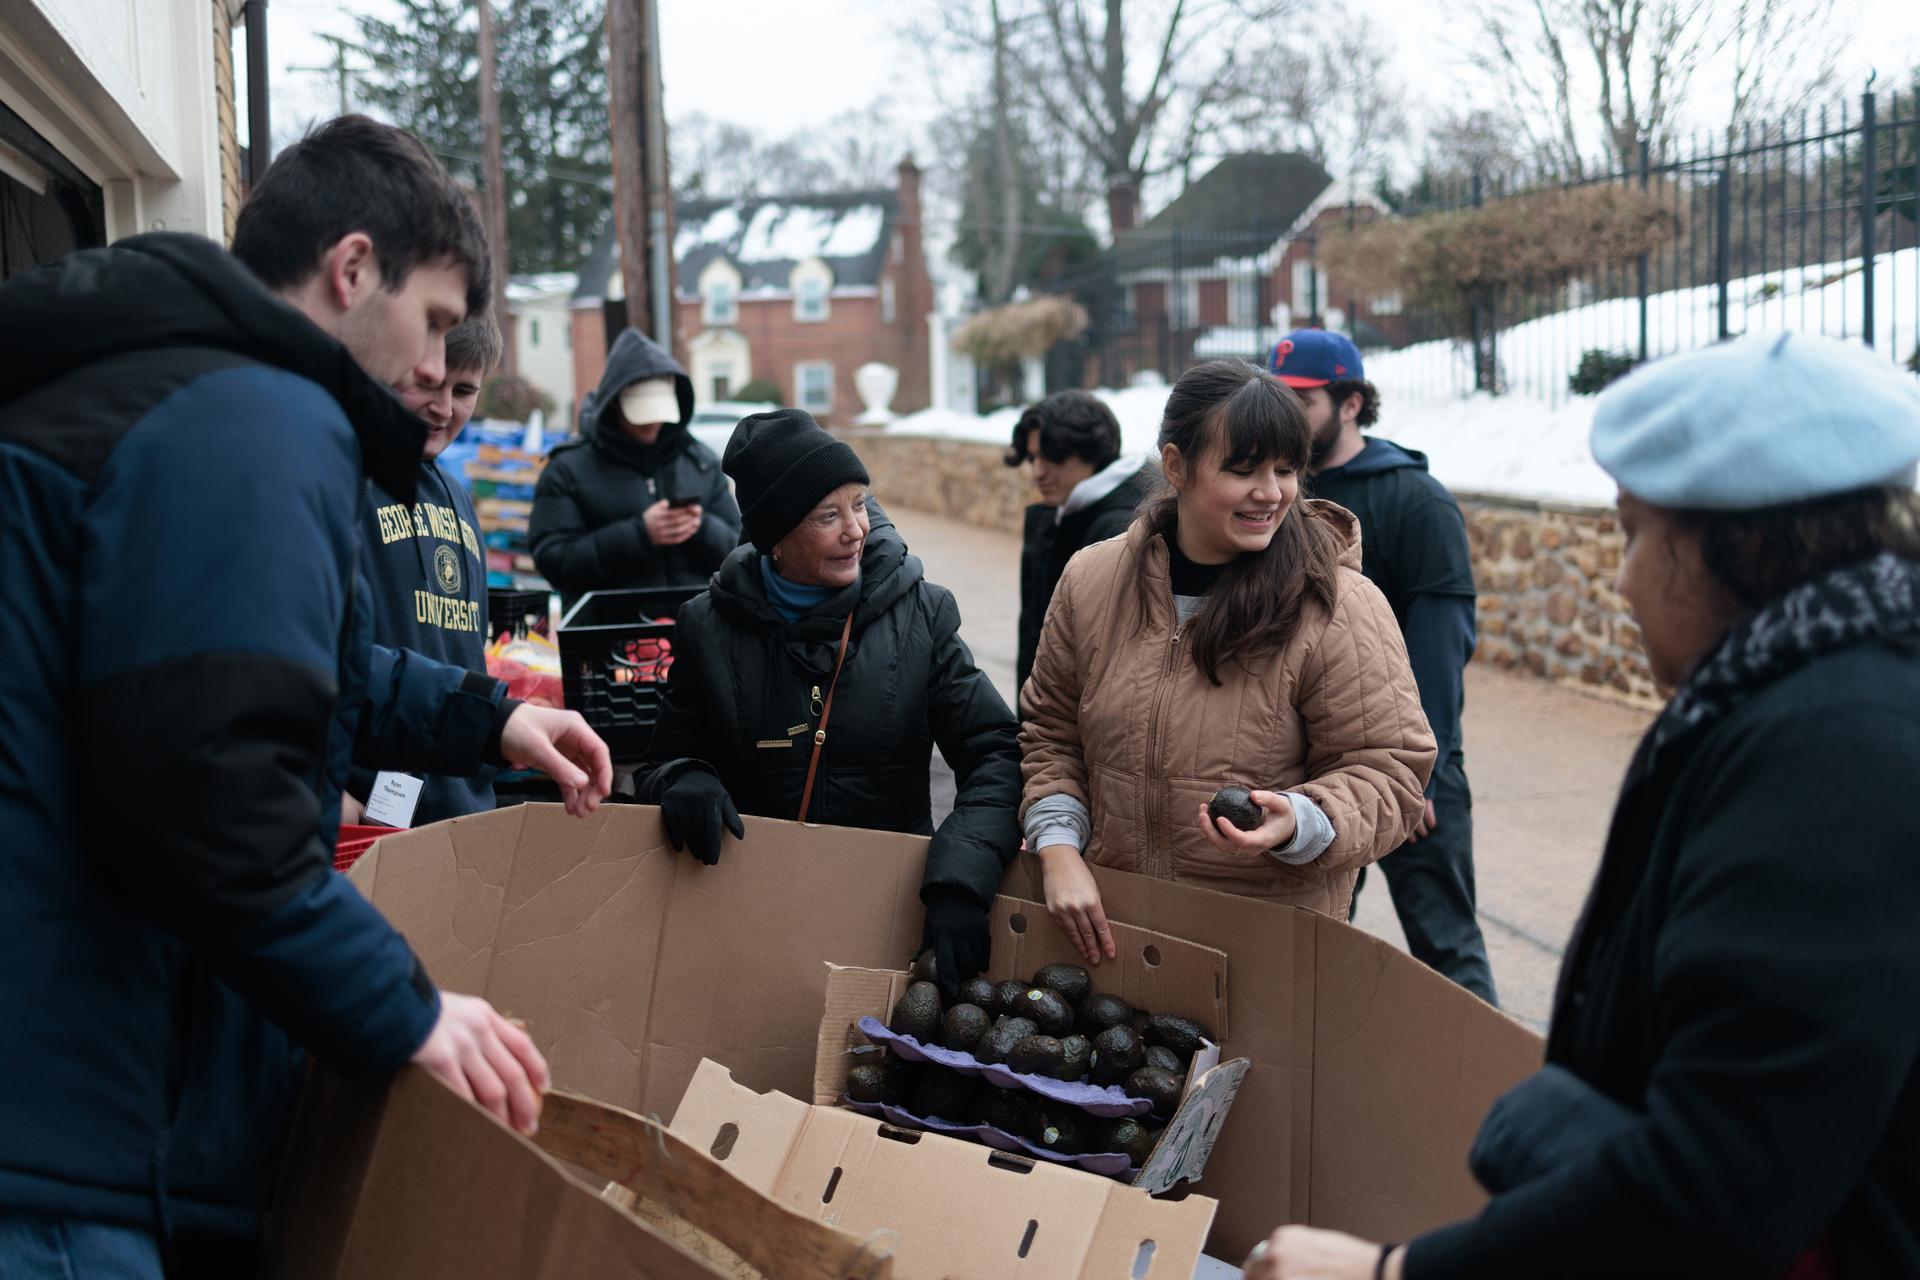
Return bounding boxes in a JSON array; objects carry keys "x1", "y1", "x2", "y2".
[{"x1": 1272, "y1": 338, "x2": 1295, "y2": 368}]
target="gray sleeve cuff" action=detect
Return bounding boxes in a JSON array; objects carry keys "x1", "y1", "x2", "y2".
[
  {"x1": 1024, "y1": 793, "x2": 1090, "y2": 854},
  {"x1": 1265, "y1": 792, "x2": 1335, "y2": 866}
]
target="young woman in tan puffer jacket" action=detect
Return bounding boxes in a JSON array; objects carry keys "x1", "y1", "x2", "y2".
[{"x1": 1020, "y1": 360, "x2": 1437, "y2": 964}]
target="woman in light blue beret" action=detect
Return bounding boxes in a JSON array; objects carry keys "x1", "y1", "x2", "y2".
[{"x1": 1245, "y1": 332, "x2": 1920, "y2": 1280}]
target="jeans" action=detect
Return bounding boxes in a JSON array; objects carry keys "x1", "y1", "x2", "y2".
[
  {"x1": 1352, "y1": 753, "x2": 1499, "y2": 1005},
  {"x1": 0, "y1": 1214, "x2": 163, "y2": 1280}
]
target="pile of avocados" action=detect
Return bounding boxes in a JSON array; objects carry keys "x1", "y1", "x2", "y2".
[{"x1": 843, "y1": 956, "x2": 1216, "y2": 1167}]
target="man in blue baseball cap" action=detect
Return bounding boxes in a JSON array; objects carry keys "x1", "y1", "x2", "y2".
[{"x1": 1278, "y1": 329, "x2": 1497, "y2": 1005}]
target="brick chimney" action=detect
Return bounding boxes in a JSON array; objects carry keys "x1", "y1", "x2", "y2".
[{"x1": 1106, "y1": 175, "x2": 1139, "y2": 236}]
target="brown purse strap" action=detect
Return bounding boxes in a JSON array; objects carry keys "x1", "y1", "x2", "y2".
[{"x1": 797, "y1": 611, "x2": 855, "y2": 824}]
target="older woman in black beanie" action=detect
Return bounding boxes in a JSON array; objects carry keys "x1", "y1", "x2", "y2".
[{"x1": 634, "y1": 409, "x2": 1022, "y2": 989}]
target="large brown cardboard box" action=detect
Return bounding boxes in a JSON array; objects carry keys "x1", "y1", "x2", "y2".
[{"x1": 329, "y1": 803, "x2": 1541, "y2": 1261}]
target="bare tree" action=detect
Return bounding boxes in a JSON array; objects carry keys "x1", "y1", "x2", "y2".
[
  {"x1": 1010, "y1": 0, "x2": 1292, "y2": 231},
  {"x1": 671, "y1": 106, "x2": 910, "y2": 200},
  {"x1": 1227, "y1": 26, "x2": 1409, "y2": 183},
  {"x1": 1465, "y1": 0, "x2": 1846, "y2": 176}
]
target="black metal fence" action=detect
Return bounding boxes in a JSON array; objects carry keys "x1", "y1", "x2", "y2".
[{"x1": 1037, "y1": 85, "x2": 1920, "y2": 409}]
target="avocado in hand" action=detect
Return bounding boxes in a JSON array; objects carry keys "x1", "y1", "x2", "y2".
[{"x1": 1207, "y1": 785, "x2": 1264, "y2": 832}]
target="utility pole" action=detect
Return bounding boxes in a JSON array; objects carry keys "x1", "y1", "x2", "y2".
[
  {"x1": 286, "y1": 34, "x2": 361, "y2": 116},
  {"x1": 605, "y1": 0, "x2": 675, "y2": 348},
  {"x1": 475, "y1": 0, "x2": 517, "y2": 374}
]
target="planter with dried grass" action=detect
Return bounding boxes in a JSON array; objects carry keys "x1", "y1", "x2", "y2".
[
  {"x1": 1320, "y1": 183, "x2": 1682, "y2": 334},
  {"x1": 951, "y1": 295, "x2": 1090, "y2": 363}
]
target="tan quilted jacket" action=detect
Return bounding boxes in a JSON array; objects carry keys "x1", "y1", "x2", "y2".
[{"x1": 1019, "y1": 502, "x2": 1437, "y2": 917}]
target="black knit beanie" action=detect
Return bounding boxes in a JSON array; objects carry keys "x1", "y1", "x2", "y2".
[{"x1": 723, "y1": 409, "x2": 872, "y2": 553}]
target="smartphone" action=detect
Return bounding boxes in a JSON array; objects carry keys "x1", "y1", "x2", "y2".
[{"x1": 667, "y1": 496, "x2": 700, "y2": 509}]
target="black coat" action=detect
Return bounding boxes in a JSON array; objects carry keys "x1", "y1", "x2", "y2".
[
  {"x1": 636, "y1": 512, "x2": 1022, "y2": 908},
  {"x1": 1016, "y1": 462, "x2": 1153, "y2": 697},
  {"x1": 529, "y1": 329, "x2": 742, "y2": 609},
  {"x1": 1409, "y1": 555, "x2": 1920, "y2": 1279}
]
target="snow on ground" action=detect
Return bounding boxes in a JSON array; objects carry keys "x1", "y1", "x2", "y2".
[
  {"x1": 1370, "y1": 246, "x2": 1920, "y2": 409},
  {"x1": 894, "y1": 246, "x2": 1917, "y2": 508},
  {"x1": 892, "y1": 383, "x2": 1613, "y2": 506}
]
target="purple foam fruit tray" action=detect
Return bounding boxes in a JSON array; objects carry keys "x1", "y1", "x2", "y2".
[
  {"x1": 856, "y1": 1016, "x2": 1151, "y2": 1118},
  {"x1": 841, "y1": 1096, "x2": 1139, "y2": 1179}
]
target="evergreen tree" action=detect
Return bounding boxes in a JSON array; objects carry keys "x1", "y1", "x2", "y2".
[{"x1": 355, "y1": 0, "x2": 611, "y2": 276}]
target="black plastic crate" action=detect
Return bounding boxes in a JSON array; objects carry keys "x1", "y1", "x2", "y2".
[
  {"x1": 558, "y1": 586, "x2": 701, "y2": 760},
  {"x1": 487, "y1": 588, "x2": 553, "y2": 641}
]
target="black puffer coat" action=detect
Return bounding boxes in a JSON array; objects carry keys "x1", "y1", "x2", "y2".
[
  {"x1": 529, "y1": 329, "x2": 742, "y2": 609},
  {"x1": 636, "y1": 510, "x2": 1020, "y2": 907},
  {"x1": 1016, "y1": 461, "x2": 1154, "y2": 696}
]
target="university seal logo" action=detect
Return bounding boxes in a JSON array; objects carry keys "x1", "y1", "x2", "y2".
[{"x1": 435, "y1": 543, "x2": 463, "y2": 596}]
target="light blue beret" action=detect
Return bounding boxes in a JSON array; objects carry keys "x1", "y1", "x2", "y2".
[{"x1": 1590, "y1": 332, "x2": 1920, "y2": 509}]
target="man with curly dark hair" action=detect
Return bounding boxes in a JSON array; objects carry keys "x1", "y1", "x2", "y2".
[
  {"x1": 1280, "y1": 329, "x2": 1497, "y2": 1005},
  {"x1": 1005, "y1": 390, "x2": 1154, "y2": 700}
]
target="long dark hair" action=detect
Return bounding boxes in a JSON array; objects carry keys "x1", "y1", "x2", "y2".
[
  {"x1": 1138, "y1": 360, "x2": 1343, "y2": 683},
  {"x1": 1676, "y1": 485, "x2": 1920, "y2": 609}
]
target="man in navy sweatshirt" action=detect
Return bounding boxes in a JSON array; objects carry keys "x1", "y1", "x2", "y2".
[
  {"x1": 345, "y1": 313, "x2": 505, "y2": 827},
  {"x1": 1284, "y1": 330, "x2": 1498, "y2": 1005},
  {"x1": 0, "y1": 116, "x2": 610, "y2": 1275}
]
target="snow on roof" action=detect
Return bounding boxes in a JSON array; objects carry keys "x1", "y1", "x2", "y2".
[
  {"x1": 674, "y1": 206, "x2": 744, "y2": 260},
  {"x1": 730, "y1": 203, "x2": 887, "y2": 263}
]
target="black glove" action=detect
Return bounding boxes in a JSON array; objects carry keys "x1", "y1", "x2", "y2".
[
  {"x1": 660, "y1": 769, "x2": 744, "y2": 865},
  {"x1": 920, "y1": 889, "x2": 991, "y2": 998}
]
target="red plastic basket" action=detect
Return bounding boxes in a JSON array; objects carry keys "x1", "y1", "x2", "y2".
[{"x1": 333, "y1": 824, "x2": 394, "y2": 874}]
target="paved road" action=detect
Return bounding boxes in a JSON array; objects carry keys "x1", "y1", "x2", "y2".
[{"x1": 896, "y1": 505, "x2": 1654, "y2": 1032}]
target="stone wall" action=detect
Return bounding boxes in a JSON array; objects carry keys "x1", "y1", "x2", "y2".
[{"x1": 850, "y1": 431, "x2": 1659, "y2": 708}]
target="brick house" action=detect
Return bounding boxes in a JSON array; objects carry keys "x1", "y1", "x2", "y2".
[
  {"x1": 570, "y1": 157, "x2": 931, "y2": 427},
  {"x1": 1103, "y1": 153, "x2": 1404, "y2": 382}
]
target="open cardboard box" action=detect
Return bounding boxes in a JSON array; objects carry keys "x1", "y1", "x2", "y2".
[
  {"x1": 673, "y1": 1057, "x2": 1216, "y2": 1278},
  {"x1": 814, "y1": 897, "x2": 1251, "y2": 1192},
  {"x1": 268, "y1": 1064, "x2": 893, "y2": 1279},
  {"x1": 283, "y1": 803, "x2": 1540, "y2": 1263}
]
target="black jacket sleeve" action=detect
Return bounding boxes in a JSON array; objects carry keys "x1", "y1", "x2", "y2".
[
  {"x1": 1403, "y1": 594, "x2": 1476, "y2": 779},
  {"x1": 683, "y1": 456, "x2": 743, "y2": 573},
  {"x1": 529, "y1": 453, "x2": 653, "y2": 597},
  {"x1": 1407, "y1": 703, "x2": 1920, "y2": 1279},
  {"x1": 635, "y1": 599, "x2": 725, "y2": 798},
  {"x1": 919, "y1": 586, "x2": 1022, "y2": 906}
]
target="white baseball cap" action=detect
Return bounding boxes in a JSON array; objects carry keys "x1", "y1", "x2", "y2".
[{"x1": 618, "y1": 376, "x2": 680, "y2": 427}]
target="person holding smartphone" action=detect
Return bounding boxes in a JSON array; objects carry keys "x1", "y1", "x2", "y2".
[{"x1": 529, "y1": 328, "x2": 743, "y2": 610}]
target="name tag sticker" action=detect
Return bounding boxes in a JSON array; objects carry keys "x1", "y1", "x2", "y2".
[
  {"x1": 755, "y1": 739, "x2": 795, "y2": 750},
  {"x1": 365, "y1": 772, "x2": 424, "y2": 828}
]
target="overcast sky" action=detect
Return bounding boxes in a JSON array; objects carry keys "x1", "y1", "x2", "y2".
[{"x1": 260, "y1": 0, "x2": 1920, "y2": 170}]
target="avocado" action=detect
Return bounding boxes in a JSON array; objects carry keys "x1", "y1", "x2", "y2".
[
  {"x1": 1031, "y1": 962, "x2": 1092, "y2": 1005},
  {"x1": 888, "y1": 981, "x2": 945, "y2": 1045},
  {"x1": 1102, "y1": 1117, "x2": 1161, "y2": 1167},
  {"x1": 1006, "y1": 1035, "x2": 1066, "y2": 1078},
  {"x1": 992, "y1": 979, "x2": 1031, "y2": 1018},
  {"x1": 1127, "y1": 1066, "x2": 1185, "y2": 1119},
  {"x1": 1059, "y1": 1034, "x2": 1093, "y2": 1081},
  {"x1": 976, "y1": 1087, "x2": 1028, "y2": 1134},
  {"x1": 975, "y1": 1016, "x2": 1039, "y2": 1065},
  {"x1": 1019, "y1": 987, "x2": 1075, "y2": 1037},
  {"x1": 1088, "y1": 1024, "x2": 1145, "y2": 1087},
  {"x1": 942, "y1": 1003, "x2": 992, "y2": 1053},
  {"x1": 1207, "y1": 785, "x2": 1265, "y2": 832},
  {"x1": 908, "y1": 1070, "x2": 977, "y2": 1123},
  {"x1": 1027, "y1": 1104, "x2": 1091, "y2": 1156},
  {"x1": 959, "y1": 977, "x2": 999, "y2": 1010},
  {"x1": 908, "y1": 948, "x2": 942, "y2": 987},
  {"x1": 1144, "y1": 1045, "x2": 1186, "y2": 1076},
  {"x1": 1145, "y1": 1013, "x2": 1214, "y2": 1059},
  {"x1": 1076, "y1": 992, "x2": 1134, "y2": 1035},
  {"x1": 844, "y1": 1062, "x2": 899, "y2": 1105}
]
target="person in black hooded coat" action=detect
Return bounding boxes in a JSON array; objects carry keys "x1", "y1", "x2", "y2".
[
  {"x1": 530, "y1": 328, "x2": 742, "y2": 609},
  {"x1": 635, "y1": 410, "x2": 1021, "y2": 989}
]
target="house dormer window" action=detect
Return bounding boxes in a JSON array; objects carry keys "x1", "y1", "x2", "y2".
[
  {"x1": 699, "y1": 258, "x2": 743, "y2": 328},
  {"x1": 791, "y1": 258, "x2": 832, "y2": 323}
]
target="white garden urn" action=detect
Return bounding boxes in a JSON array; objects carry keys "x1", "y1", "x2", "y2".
[{"x1": 854, "y1": 362, "x2": 900, "y2": 425}]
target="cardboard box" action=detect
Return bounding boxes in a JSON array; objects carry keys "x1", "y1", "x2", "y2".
[
  {"x1": 673, "y1": 1057, "x2": 1216, "y2": 1278},
  {"x1": 813, "y1": 897, "x2": 1251, "y2": 1192},
  {"x1": 322, "y1": 804, "x2": 1541, "y2": 1260},
  {"x1": 268, "y1": 1065, "x2": 891, "y2": 1279}
]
